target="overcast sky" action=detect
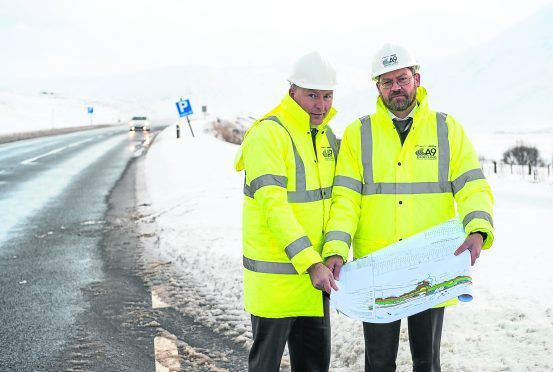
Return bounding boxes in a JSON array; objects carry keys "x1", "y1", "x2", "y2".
[{"x1": 1, "y1": 0, "x2": 552, "y2": 81}]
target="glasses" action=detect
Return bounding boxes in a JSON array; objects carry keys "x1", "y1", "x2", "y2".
[{"x1": 378, "y1": 75, "x2": 413, "y2": 89}]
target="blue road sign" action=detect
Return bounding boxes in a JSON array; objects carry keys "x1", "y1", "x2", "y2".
[
  {"x1": 87, "y1": 107, "x2": 94, "y2": 114},
  {"x1": 176, "y1": 99, "x2": 193, "y2": 117}
]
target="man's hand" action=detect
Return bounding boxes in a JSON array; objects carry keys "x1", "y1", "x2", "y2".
[
  {"x1": 307, "y1": 263, "x2": 338, "y2": 294},
  {"x1": 454, "y1": 233, "x2": 484, "y2": 266},
  {"x1": 324, "y1": 255, "x2": 344, "y2": 280}
]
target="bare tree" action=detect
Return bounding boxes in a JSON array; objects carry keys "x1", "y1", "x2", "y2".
[{"x1": 502, "y1": 144, "x2": 542, "y2": 166}]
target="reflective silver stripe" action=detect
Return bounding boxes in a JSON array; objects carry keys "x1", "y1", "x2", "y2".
[
  {"x1": 287, "y1": 186, "x2": 332, "y2": 203},
  {"x1": 263, "y1": 116, "x2": 331, "y2": 204},
  {"x1": 325, "y1": 127, "x2": 339, "y2": 159},
  {"x1": 244, "y1": 183, "x2": 253, "y2": 198},
  {"x1": 463, "y1": 211, "x2": 493, "y2": 228},
  {"x1": 321, "y1": 186, "x2": 333, "y2": 199},
  {"x1": 334, "y1": 175, "x2": 363, "y2": 194},
  {"x1": 243, "y1": 256, "x2": 297, "y2": 274},
  {"x1": 436, "y1": 112, "x2": 450, "y2": 185},
  {"x1": 359, "y1": 115, "x2": 373, "y2": 184},
  {"x1": 248, "y1": 174, "x2": 287, "y2": 196},
  {"x1": 244, "y1": 175, "x2": 287, "y2": 198},
  {"x1": 451, "y1": 168, "x2": 485, "y2": 196},
  {"x1": 355, "y1": 113, "x2": 455, "y2": 196},
  {"x1": 292, "y1": 141, "x2": 306, "y2": 190},
  {"x1": 362, "y1": 182, "x2": 451, "y2": 195},
  {"x1": 266, "y1": 116, "x2": 306, "y2": 191},
  {"x1": 284, "y1": 236, "x2": 311, "y2": 259},
  {"x1": 325, "y1": 231, "x2": 351, "y2": 245}
]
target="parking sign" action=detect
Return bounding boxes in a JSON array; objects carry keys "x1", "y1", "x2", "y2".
[{"x1": 176, "y1": 99, "x2": 193, "y2": 117}]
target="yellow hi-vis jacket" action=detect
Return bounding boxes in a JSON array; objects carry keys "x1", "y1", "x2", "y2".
[
  {"x1": 234, "y1": 93, "x2": 339, "y2": 318},
  {"x1": 322, "y1": 87, "x2": 494, "y2": 307}
]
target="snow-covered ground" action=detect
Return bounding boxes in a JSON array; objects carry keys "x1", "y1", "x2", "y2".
[{"x1": 143, "y1": 119, "x2": 553, "y2": 372}]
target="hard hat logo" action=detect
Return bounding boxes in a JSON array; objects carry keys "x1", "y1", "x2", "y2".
[
  {"x1": 371, "y1": 43, "x2": 419, "y2": 81},
  {"x1": 382, "y1": 54, "x2": 398, "y2": 68}
]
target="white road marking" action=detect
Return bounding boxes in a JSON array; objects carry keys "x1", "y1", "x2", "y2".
[
  {"x1": 20, "y1": 138, "x2": 93, "y2": 165},
  {"x1": 154, "y1": 334, "x2": 180, "y2": 372},
  {"x1": 133, "y1": 148, "x2": 144, "y2": 157},
  {"x1": 80, "y1": 220, "x2": 105, "y2": 226},
  {"x1": 151, "y1": 286, "x2": 170, "y2": 309}
]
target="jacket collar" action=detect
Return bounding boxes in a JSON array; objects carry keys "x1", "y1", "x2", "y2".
[
  {"x1": 277, "y1": 93, "x2": 337, "y2": 132},
  {"x1": 235, "y1": 93, "x2": 337, "y2": 172}
]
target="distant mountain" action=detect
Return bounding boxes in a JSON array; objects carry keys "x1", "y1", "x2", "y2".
[
  {"x1": 3, "y1": 3, "x2": 552, "y2": 136},
  {"x1": 423, "y1": 2, "x2": 553, "y2": 133},
  {"x1": 3, "y1": 63, "x2": 292, "y2": 121},
  {"x1": 0, "y1": 90, "x2": 176, "y2": 135}
]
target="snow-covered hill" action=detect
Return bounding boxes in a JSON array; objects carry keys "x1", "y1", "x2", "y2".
[
  {"x1": 2, "y1": 3, "x2": 552, "y2": 158},
  {"x1": 425, "y1": 2, "x2": 553, "y2": 133},
  {"x1": 0, "y1": 91, "x2": 177, "y2": 135}
]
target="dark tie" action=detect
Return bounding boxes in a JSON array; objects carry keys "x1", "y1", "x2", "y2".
[
  {"x1": 392, "y1": 117, "x2": 413, "y2": 145},
  {"x1": 392, "y1": 117, "x2": 413, "y2": 133},
  {"x1": 310, "y1": 128, "x2": 318, "y2": 154}
]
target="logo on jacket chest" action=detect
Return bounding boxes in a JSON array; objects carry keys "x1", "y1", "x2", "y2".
[
  {"x1": 321, "y1": 147, "x2": 335, "y2": 161},
  {"x1": 414, "y1": 145, "x2": 437, "y2": 160}
]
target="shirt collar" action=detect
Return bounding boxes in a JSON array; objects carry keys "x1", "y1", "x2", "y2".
[{"x1": 388, "y1": 103, "x2": 418, "y2": 121}]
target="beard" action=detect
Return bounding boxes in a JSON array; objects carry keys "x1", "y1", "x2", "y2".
[{"x1": 381, "y1": 89, "x2": 417, "y2": 112}]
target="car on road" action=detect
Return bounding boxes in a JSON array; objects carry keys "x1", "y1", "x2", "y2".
[{"x1": 128, "y1": 116, "x2": 151, "y2": 131}]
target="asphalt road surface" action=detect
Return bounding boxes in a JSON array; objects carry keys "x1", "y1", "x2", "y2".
[
  {"x1": 0, "y1": 125, "x2": 154, "y2": 370},
  {"x1": 0, "y1": 124, "x2": 248, "y2": 371}
]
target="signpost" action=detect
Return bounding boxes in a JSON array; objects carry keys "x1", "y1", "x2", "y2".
[
  {"x1": 87, "y1": 106, "x2": 94, "y2": 125},
  {"x1": 175, "y1": 98, "x2": 194, "y2": 138}
]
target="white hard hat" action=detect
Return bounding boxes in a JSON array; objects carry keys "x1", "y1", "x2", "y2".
[
  {"x1": 288, "y1": 51, "x2": 337, "y2": 90},
  {"x1": 371, "y1": 42, "x2": 419, "y2": 81}
]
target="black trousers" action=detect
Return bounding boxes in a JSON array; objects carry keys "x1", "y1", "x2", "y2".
[
  {"x1": 363, "y1": 307, "x2": 444, "y2": 372},
  {"x1": 248, "y1": 294, "x2": 331, "y2": 372}
]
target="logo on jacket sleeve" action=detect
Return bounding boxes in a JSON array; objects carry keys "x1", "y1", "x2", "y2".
[
  {"x1": 415, "y1": 145, "x2": 437, "y2": 160},
  {"x1": 322, "y1": 147, "x2": 335, "y2": 161}
]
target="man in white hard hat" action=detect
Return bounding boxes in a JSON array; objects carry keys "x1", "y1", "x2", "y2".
[
  {"x1": 322, "y1": 42, "x2": 494, "y2": 371},
  {"x1": 235, "y1": 51, "x2": 340, "y2": 371}
]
